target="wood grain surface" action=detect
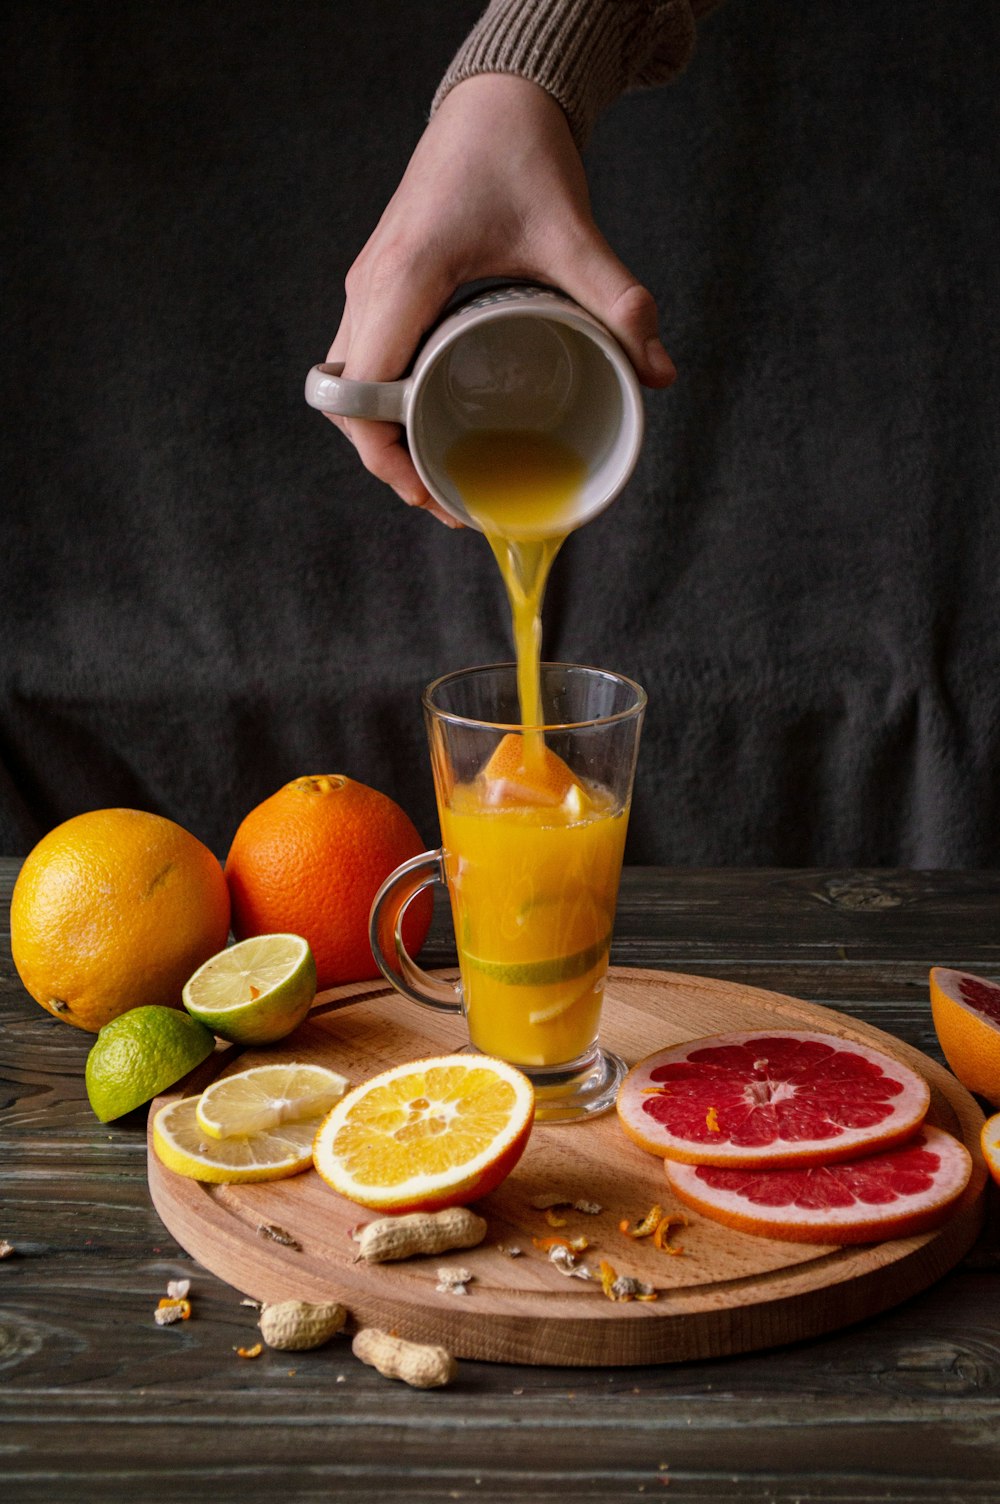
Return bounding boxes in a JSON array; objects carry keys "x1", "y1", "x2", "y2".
[
  {"x1": 148, "y1": 968, "x2": 986, "y2": 1366},
  {"x1": 4, "y1": 862, "x2": 1000, "y2": 1502}
]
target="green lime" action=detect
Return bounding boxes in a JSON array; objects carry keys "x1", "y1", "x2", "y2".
[
  {"x1": 182, "y1": 934, "x2": 317, "y2": 1045},
  {"x1": 464, "y1": 932, "x2": 612, "y2": 987},
  {"x1": 85, "y1": 1006, "x2": 215, "y2": 1123}
]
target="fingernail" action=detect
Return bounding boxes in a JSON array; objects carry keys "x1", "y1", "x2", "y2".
[{"x1": 645, "y1": 339, "x2": 676, "y2": 382}]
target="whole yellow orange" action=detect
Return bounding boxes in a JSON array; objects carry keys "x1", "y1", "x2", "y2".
[
  {"x1": 11, "y1": 808, "x2": 231, "y2": 1032},
  {"x1": 224, "y1": 774, "x2": 432, "y2": 989}
]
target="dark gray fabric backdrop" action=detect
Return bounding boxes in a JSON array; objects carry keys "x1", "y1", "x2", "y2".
[{"x1": 3, "y1": 0, "x2": 998, "y2": 866}]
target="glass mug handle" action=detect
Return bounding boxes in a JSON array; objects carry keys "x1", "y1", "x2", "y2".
[{"x1": 368, "y1": 850, "x2": 463, "y2": 1014}]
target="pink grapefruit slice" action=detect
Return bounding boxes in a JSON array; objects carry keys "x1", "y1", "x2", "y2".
[
  {"x1": 617, "y1": 1030, "x2": 930, "y2": 1167},
  {"x1": 929, "y1": 967, "x2": 1000, "y2": 1106},
  {"x1": 663, "y1": 1125, "x2": 972, "y2": 1244}
]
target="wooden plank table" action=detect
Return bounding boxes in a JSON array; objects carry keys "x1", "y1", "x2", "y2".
[{"x1": 3, "y1": 861, "x2": 999, "y2": 1501}]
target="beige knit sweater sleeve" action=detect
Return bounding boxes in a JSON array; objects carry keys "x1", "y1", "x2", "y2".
[{"x1": 431, "y1": 0, "x2": 718, "y2": 148}]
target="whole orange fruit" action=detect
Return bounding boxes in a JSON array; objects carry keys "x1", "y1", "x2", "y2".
[
  {"x1": 224, "y1": 775, "x2": 432, "y2": 989},
  {"x1": 11, "y1": 809, "x2": 231, "y2": 1032}
]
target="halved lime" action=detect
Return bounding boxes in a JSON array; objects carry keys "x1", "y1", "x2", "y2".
[
  {"x1": 464, "y1": 932, "x2": 611, "y2": 988},
  {"x1": 182, "y1": 934, "x2": 317, "y2": 1045},
  {"x1": 194, "y1": 1061, "x2": 349, "y2": 1140},
  {"x1": 85, "y1": 1006, "x2": 215, "y2": 1123},
  {"x1": 152, "y1": 1096, "x2": 317, "y2": 1182}
]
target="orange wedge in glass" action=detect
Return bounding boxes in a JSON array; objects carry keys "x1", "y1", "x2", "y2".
[
  {"x1": 312, "y1": 1054, "x2": 535, "y2": 1212},
  {"x1": 481, "y1": 732, "x2": 581, "y2": 809}
]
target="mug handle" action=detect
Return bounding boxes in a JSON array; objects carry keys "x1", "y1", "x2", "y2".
[
  {"x1": 304, "y1": 362, "x2": 411, "y2": 422},
  {"x1": 369, "y1": 850, "x2": 463, "y2": 1014}
]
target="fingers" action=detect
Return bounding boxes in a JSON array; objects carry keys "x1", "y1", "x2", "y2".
[
  {"x1": 346, "y1": 414, "x2": 461, "y2": 528},
  {"x1": 323, "y1": 253, "x2": 462, "y2": 527},
  {"x1": 551, "y1": 228, "x2": 677, "y2": 389},
  {"x1": 324, "y1": 407, "x2": 460, "y2": 528}
]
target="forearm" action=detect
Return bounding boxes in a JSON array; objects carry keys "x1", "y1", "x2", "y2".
[{"x1": 432, "y1": 0, "x2": 718, "y2": 148}]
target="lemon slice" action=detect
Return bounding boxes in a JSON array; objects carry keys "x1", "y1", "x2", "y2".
[
  {"x1": 194, "y1": 1060, "x2": 349, "y2": 1140},
  {"x1": 182, "y1": 934, "x2": 316, "y2": 1045},
  {"x1": 152, "y1": 1096, "x2": 318, "y2": 1182},
  {"x1": 313, "y1": 1054, "x2": 535, "y2": 1212},
  {"x1": 528, "y1": 974, "x2": 606, "y2": 1027}
]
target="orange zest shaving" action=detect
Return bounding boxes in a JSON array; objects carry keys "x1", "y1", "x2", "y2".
[
  {"x1": 157, "y1": 1297, "x2": 191, "y2": 1319},
  {"x1": 543, "y1": 1207, "x2": 568, "y2": 1228},
  {"x1": 533, "y1": 1234, "x2": 590, "y2": 1253},
  {"x1": 618, "y1": 1203, "x2": 689, "y2": 1256},
  {"x1": 599, "y1": 1259, "x2": 658, "y2": 1303},
  {"x1": 705, "y1": 1105, "x2": 721, "y2": 1132},
  {"x1": 249, "y1": 984, "x2": 261, "y2": 1001},
  {"x1": 619, "y1": 1204, "x2": 663, "y2": 1239},
  {"x1": 652, "y1": 1213, "x2": 689, "y2": 1255},
  {"x1": 236, "y1": 1342, "x2": 263, "y2": 1359}
]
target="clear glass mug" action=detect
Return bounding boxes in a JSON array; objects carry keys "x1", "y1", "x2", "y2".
[{"x1": 369, "y1": 663, "x2": 646, "y2": 1122}]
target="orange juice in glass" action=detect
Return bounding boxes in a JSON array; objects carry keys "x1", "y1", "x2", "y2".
[{"x1": 370, "y1": 663, "x2": 645, "y2": 1121}]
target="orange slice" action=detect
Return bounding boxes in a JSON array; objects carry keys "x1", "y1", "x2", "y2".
[
  {"x1": 312, "y1": 1054, "x2": 535, "y2": 1212},
  {"x1": 981, "y1": 1112, "x2": 1000, "y2": 1188},
  {"x1": 480, "y1": 733, "x2": 580, "y2": 809},
  {"x1": 929, "y1": 966, "x2": 1000, "y2": 1106}
]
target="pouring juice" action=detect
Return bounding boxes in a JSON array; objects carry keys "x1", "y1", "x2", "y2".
[{"x1": 440, "y1": 429, "x2": 631, "y2": 1069}]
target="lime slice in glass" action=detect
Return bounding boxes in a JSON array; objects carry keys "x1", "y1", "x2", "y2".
[
  {"x1": 182, "y1": 934, "x2": 317, "y2": 1045},
  {"x1": 464, "y1": 932, "x2": 611, "y2": 988}
]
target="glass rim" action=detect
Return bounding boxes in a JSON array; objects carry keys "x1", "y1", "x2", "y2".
[{"x1": 422, "y1": 661, "x2": 647, "y2": 733}]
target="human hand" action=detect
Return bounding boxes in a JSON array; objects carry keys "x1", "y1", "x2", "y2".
[{"x1": 326, "y1": 73, "x2": 676, "y2": 523}]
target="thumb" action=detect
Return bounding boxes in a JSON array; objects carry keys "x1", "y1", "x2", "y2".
[{"x1": 554, "y1": 227, "x2": 676, "y2": 389}]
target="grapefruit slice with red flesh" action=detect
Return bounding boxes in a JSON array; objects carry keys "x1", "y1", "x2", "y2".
[
  {"x1": 664, "y1": 1125, "x2": 973, "y2": 1244},
  {"x1": 616, "y1": 1030, "x2": 931, "y2": 1168},
  {"x1": 929, "y1": 967, "x2": 1000, "y2": 1107}
]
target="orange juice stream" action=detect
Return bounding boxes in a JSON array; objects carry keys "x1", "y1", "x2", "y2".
[{"x1": 442, "y1": 430, "x2": 629, "y2": 1068}]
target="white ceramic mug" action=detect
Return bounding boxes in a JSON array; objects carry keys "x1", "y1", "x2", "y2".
[{"x1": 304, "y1": 283, "x2": 644, "y2": 531}]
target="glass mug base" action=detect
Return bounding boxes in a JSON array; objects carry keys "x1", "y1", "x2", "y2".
[{"x1": 463, "y1": 1042, "x2": 628, "y2": 1123}]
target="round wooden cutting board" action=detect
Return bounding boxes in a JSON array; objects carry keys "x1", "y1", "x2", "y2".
[{"x1": 147, "y1": 968, "x2": 987, "y2": 1367}]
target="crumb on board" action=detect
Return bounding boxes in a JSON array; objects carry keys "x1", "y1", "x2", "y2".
[
  {"x1": 530, "y1": 1194, "x2": 602, "y2": 1214},
  {"x1": 436, "y1": 1266, "x2": 474, "y2": 1295},
  {"x1": 257, "y1": 1223, "x2": 302, "y2": 1251}
]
